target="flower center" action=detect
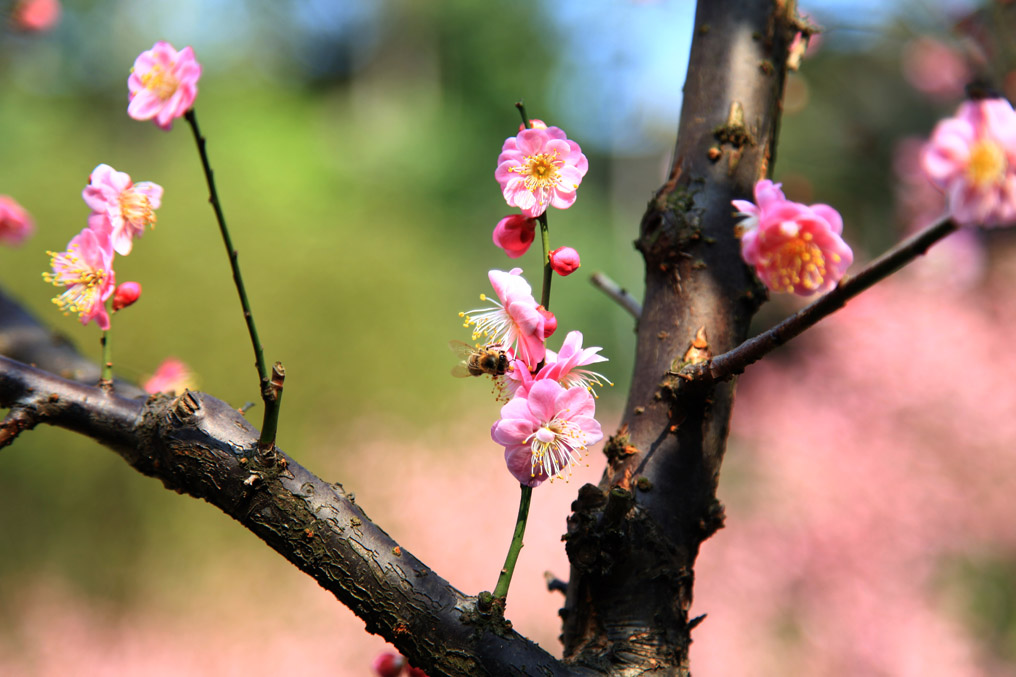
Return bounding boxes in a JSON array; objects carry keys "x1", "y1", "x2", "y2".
[
  {"x1": 525, "y1": 417, "x2": 588, "y2": 482},
  {"x1": 966, "y1": 138, "x2": 1007, "y2": 187},
  {"x1": 141, "y1": 64, "x2": 180, "y2": 101},
  {"x1": 511, "y1": 152, "x2": 563, "y2": 192},
  {"x1": 43, "y1": 250, "x2": 107, "y2": 316},
  {"x1": 121, "y1": 188, "x2": 156, "y2": 229},
  {"x1": 768, "y1": 228, "x2": 830, "y2": 293}
]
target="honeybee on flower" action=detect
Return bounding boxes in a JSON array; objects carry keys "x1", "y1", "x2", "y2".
[{"x1": 449, "y1": 341, "x2": 511, "y2": 378}]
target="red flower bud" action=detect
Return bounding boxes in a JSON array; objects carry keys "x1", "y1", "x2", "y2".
[
  {"x1": 492, "y1": 214, "x2": 537, "y2": 258},
  {"x1": 549, "y1": 246, "x2": 581, "y2": 276},
  {"x1": 538, "y1": 305, "x2": 557, "y2": 338},
  {"x1": 372, "y1": 652, "x2": 405, "y2": 677},
  {"x1": 112, "y1": 281, "x2": 141, "y2": 311}
]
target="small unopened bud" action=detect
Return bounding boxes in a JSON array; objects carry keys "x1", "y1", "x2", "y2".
[
  {"x1": 112, "y1": 281, "x2": 141, "y2": 311},
  {"x1": 518, "y1": 118, "x2": 548, "y2": 131},
  {"x1": 538, "y1": 305, "x2": 557, "y2": 338},
  {"x1": 492, "y1": 214, "x2": 536, "y2": 258},
  {"x1": 549, "y1": 246, "x2": 581, "y2": 276},
  {"x1": 372, "y1": 652, "x2": 406, "y2": 677}
]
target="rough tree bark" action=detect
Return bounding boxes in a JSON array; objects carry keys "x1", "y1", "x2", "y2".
[
  {"x1": 0, "y1": 2, "x2": 799, "y2": 675},
  {"x1": 559, "y1": 3, "x2": 796, "y2": 673}
]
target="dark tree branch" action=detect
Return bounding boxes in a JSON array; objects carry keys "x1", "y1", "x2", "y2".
[
  {"x1": 0, "y1": 341, "x2": 588, "y2": 677},
  {"x1": 683, "y1": 216, "x2": 960, "y2": 383},
  {"x1": 561, "y1": 2, "x2": 797, "y2": 673}
]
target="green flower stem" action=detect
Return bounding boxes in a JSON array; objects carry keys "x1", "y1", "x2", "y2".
[
  {"x1": 99, "y1": 320, "x2": 113, "y2": 390},
  {"x1": 492, "y1": 484, "x2": 533, "y2": 601},
  {"x1": 514, "y1": 101, "x2": 531, "y2": 130},
  {"x1": 184, "y1": 108, "x2": 280, "y2": 455},
  {"x1": 538, "y1": 213, "x2": 552, "y2": 309}
]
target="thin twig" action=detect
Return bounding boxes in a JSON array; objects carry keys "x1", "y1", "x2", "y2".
[
  {"x1": 591, "y1": 272, "x2": 642, "y2": 320},
  {"x1": 696, "y1": 216, "x2": 959, "y2": 382},
  {"x1": 184, "y1": 109, "x2": 282, "y2": 453}
]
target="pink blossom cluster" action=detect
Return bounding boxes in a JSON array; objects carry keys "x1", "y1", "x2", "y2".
[
  {"x1": 128, "y1": 42, "x2": 201, "y2": 130},
  {"x1": 0, "y1": 195, "x2": 35, "y2": 246},
  {"x1": 459, "y1": 269, "x2": 606, "y2": 486},
  {"x1": 44, "y1": 164, "x2": 161, "y2": 330},
  {"x1": 732, "y1": 180, "x2": 853, "y2": 295},
  {"x1": 491, "y1": 124, "x2": 586, "y2": 275},
  {"x1": 922, "y1": 97, "x2": 1016, "y2": 227}
]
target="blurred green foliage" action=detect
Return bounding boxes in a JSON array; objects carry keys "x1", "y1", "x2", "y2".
[{"x1": 0, "y1": 0, "x2": 642, "y2": 602}]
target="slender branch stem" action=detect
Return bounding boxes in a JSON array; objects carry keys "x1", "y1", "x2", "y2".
[
  {"x1": 591, "y1": 271, "x2": 642, "y2": 320},
  {"x1": 538, "y1": 213, "x2": 552, "y2": 309},
  {"x1": 515, "y1": 101, "x2": 531, "y2": 130},
  {"x1": 698, "y1": 216, "x2": 959, "y2": 382},
  {"x1": 184, "y1": 108, "x2": 282, "y2": 455},
  {"x1": 184, "y1": 109, "x2": 269, "y2": 389},
  {"x1": 493, "y1": 485, "x2": 533, "y2": 600}
]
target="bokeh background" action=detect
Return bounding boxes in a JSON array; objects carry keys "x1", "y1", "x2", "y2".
[{"x1": 3, "y1": 0, "x2": 1016, "y2": 674}]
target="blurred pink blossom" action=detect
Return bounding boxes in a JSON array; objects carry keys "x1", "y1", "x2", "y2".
[
  {"x1": 922, "y1": 97, "x2": 1016, "y2": 227},
  {"x1": 460, "y1": 269, "x2": 555, "y2": 370},
  {"x1": 0, "y1": 195, "x2": 35, "y2": 246},
  {"x1": 112, "y1": 281, "x2": 142, "y2": 312},
  {"x1": 548, "y1": 246, "x2": 581, "y2": 276},
  {"x1": 127, "y1": 42, "x2": 201, "y2": 130},
  {"x1": 491, "y1": 379, "x2": 603, "y2": 487},
  {"x1": 492, "y1": 214, "x2": 537, "y2": 258},
  {"x1": 894, "y1": 137, "x2": 986, "y2": 289},
  {"x1": 734, "y1": 180, "x2": 853, "y2": 295},
  {"x1": 902, "y1": 37, "x2": 970, "y2": 100},
  {"x1": 83, "y1": 164, "x2": 163, "y2": 256},
  {"x1": 43, "y1": 227, "x2": 115, "y2": 330},
  {"x1": 692, "y1": 277, "x2": 1016, "y2": 675},
  {"x1": 10, "y1": 0, "x2": 60, "y2": 32},
  {"x1": 143, "y1": 358, "x2": 194, "y2": 395},
  {"x1": 495, "y1": 127, "x2": 588, "y2": 218}
]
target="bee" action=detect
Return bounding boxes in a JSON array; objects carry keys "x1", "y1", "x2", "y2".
[{"x1": 450, "y1": 341, "x2": 510, "y2": 378}]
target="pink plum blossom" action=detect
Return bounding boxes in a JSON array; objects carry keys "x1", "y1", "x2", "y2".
[
  {"x1": 922, "y1": 98, "x2": 1016, "y2": 227},
  {"x1": 730, "y1": 179, "x2": 788, "y2": 235},
  {"x1": 734, "y1": 182, "x2": 853, "y2": 295},
  {"x1": 112, "y1": 281, "x2": 141, "y2": 311},
  {"x1": 82, "y1": 164, "x2": 162, "y2": 256},
  {"x1": 143, "y1": 358, "x2": 195, "y2": 395},
  {"x1": 459, "y1": 269, "x2": 556, "y2": 370},
  {"x1": 0, "y1": 195, "x2": 35, "y2": 246},
  {"x1": 548, "y1": 246, "x2": 581, "y2": 276},
  {"x1": 495, "y1": 126, "x2": 588, "y2": 218},
  {"x1": 506, "y1": 330, "x2": 611, "y2": 400},
  {"x1": 492, "y1": 214, "x2": 536, "y2": 258},
  {"x1": 491, "y1": 379, "x2": 603, "y2": 487},
  {"x1": 43, "y1": 227, "x2": 116, "y2": 330},
  {"x1": 127, "y1": 41, "x2": 201, "y2": 130}
]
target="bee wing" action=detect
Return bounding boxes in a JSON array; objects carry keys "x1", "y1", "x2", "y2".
[
  {"x1": 451, "y1": 363, "x2": 473, "y2": 378},
  {"x1": 449, "y1": 340, "x2": 475, "y2": 358}
]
